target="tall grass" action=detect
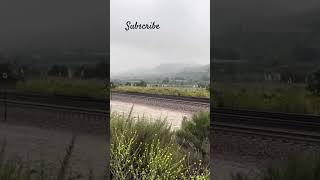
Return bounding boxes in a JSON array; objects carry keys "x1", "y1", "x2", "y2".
[
  {"x1": 114, "y1": 85, "x2": 210, "y2": 98},
  {"x1": 110, "y1": 110, "x2": 210, "y2": 179},
  {"x1": 213, "y1": 82, "x2": 320, "y2": 114},
  {"x1": 232, "y1": 153, "x2": 320, "y2": 180},
  {"x1": 176, "y1": 111, "x2": 210, "y2": 165},
  {"x1": 0, "y1": 135, "x2": 106, "y2": 180},
  {"x1": 15, "y1": 79, "x2": 108, "y2": 98}
]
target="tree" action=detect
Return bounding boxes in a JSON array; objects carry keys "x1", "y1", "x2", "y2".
[
  {"x1": 307, "y1": 70, "x2": 320, "y2": 95},
  {"x1": 95, "y1": 61, "x2": 109, "y2": 79},
  {"x1": 136, "y1": 80, "x2": 147, "y2": 87},
  {"x1": 162, "y1": 77, "x2": 169, "y2": 84},
  {"x1": 0, "y1": 63, "x2": 20, "y2": 85},
  {"x1": 48, "y1": 65, "x2": 68, "y2": 77}
]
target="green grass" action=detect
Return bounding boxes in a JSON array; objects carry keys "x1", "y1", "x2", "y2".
[
  {"x1": 113, "y1": 85, "x2": 210, "y2": 98},
  {"x1": 0, "y1": 136, "x2": 106, "y2": 180},
  {"x1": 232, "y1": 153, "x2": 320, "y2": 180},
  {"x1": 15, "y1": 79, "x2": 108, "y2": 98},
  {"x1": 110, "y1": 110, "x2": 210, "y2": 179},
  {"x1": 213, "y1": 82, "x2": 320, "y2": 115}
]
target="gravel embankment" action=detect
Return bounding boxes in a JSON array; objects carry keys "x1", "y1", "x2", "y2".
[
  {"x1": 111, "y1": 93, "x2": 209, "y2": 113},
  {"x1": 211, "y1": 129, "x2": 320, "y2": 179},
  {"x1": 111, "y1": 94, "x2": 209, "y2": 129}
]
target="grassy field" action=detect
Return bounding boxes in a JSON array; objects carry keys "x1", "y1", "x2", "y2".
[
  {"x1": 15, "y1": 79, "x2": 108, "y2": 98},
  {"x1": 213, "y1": 82, "x2": 320, "y2": 115},
  {"x1": 113, "y1": 85, "x2": 210, "y2": 98},
  {"x1": 233, "y1": 153, "x2": 320, "y2": 180},
  {"x1": 0, "y1": 136, "x2": 106, "y2": 180},
  {"x1": 110, "y1": 110, "x2": 210, "y2": 179}
]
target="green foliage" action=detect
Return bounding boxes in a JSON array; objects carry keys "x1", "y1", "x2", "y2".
[
  {"x1": 110, "y1": 111, "x2": 209, "y2": 179},
  {"x1": 213, "y1": 82, "x2": 320, "y2": 115},
  {"x1": 48, "y1": 65, "x2": 68, "y2": 78},
  {"x1": 114, "y1": 85, "x2": 210, "y2": 98},
  {"x1": 176, "y1": 111, "x2": 210, "y2": 165},
  {"x1": 307, "y1": 70, "x2": 320, "y2": 95},
  {"x1": 136, "y1": 80, "x2": 147, "y2": 87},
  {"x1": 16, "y1": 79, "x2": 108, "y2": 98},
  {"x1": 232, "y1": 153, "x2": 320, "y2": 180},
  {"x1": 74, "y1": 61, "x2": 108, "y2": 79},
  {"x1": 0, "y1": 136, "x2": 106, "y2": 180},
  {"x1": 0, "y1": 63, "x2": 23, "y2": 85}
]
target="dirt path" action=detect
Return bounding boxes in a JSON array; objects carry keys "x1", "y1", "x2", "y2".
[
  {"x1": 0, "y1": 122, "x2": 107, "y2": 179},
  {"x1": 111, "y1": 100, "x2": 193, "y2": 129}
]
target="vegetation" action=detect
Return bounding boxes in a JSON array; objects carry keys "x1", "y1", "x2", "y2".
[
  {"x1": 0, "y1": 136, "x2": 106, "y2": 180},
  {"x1": 307, "y1": 69, "x2": 320, "y2": 96},
  {"x1": 176, "y1": 111, "x2": 210, "y2": 165},
  {"x1": 15, "y1": 79, "x2": 108, "y2": 98},
  {"x1": 110, "y1": 110, "x2": 210, "y2": 179},
  {"x1": 48, "y1": 65, "x2": 68, "y2": 78},
  {"x1": 213, "y1": 82, "x2": 320, "y2": 115},
  {"x1": 232, "y1": 153, "x2": 320, "y2": 180},
  {"x1": 113, "y1": 85, "x2": 210, "y2": 98}
]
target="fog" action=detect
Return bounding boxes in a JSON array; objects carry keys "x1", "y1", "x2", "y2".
[
  {"x1": 110, "y1": 0, "x2": 210, "y2": 76},
  {"x1": 0, "y1": 0, "x2": 107, "y2": 53}
]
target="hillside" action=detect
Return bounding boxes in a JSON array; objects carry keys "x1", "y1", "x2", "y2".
[{"x1": 111, "y1": 63, "x2": 210, "y2": 81}]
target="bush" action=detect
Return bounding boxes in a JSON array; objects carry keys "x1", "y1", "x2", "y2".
[
  {"x1": 0, "y1": 136, "x2": 106, "y2": 180},
  {"x1": 232, "y1": 153, "x2": 320, "y2": 180},
  {"x1": 16, "y1": 79, "x2": 108, "y2": 98},
  {"x1": 307, "y1": 70, "x2": 320, "y2": 95},
  {"x1": 110, "y1": 111, "x2": 209, "y2": 179},
  {"x1": 176, "y1": 111, "x2": 210, "y2": 165},
  {"x1": 212, "y1": 82, "x2": 320, "y2": 115},
  {"x1": 114, "y1": 85, "x2": 210, "y2": 98}
]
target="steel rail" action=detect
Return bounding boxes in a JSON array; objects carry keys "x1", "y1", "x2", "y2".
[
  {"x1": 0, "y1": 99, "x2": 108, "y2": 115},
  {"x1": 111, "y1": 91, "x2": 210, "y2": 105},
  {"x1": 212, "y1": 108, "x2": 320, "y2": 142}
]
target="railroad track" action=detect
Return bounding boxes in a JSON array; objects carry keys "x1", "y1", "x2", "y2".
[
  {"x1": 1, "y1": 91, "x2": 108, "y2": 110},
  {"x1": 2, "y1": 91, "x2": 209, "y2": 108},
  {"x1": 111, "y1": 91, "x2": 210, "y2": 106},
  {"x1": 2, "y1": 91, "x2": 320, "y2": 142},
  {"x1": 212, "y1": 108, "x2": 320, "y2": 143},
  {"x1": 2, "y1": 99, "x2": 108, "y2": 115},
  {"x1": 0, "y1": 98, "x2": 109, "y2": 134}
]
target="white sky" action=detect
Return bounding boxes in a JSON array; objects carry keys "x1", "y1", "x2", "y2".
[{"x1": 110, "y1": 0, "x2": 210, "y2": 76}]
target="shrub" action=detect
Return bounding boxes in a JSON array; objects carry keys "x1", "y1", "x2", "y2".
[
  {"x1": 114, "y1": 85, "x2": 210, "y2": 98},
  {"x1": 110, "y1": 111, "x2": 210, "y2": 179},
  {"x1": 232, "y1": 153, "x2": 320, "y2": 180},
  {"x1": 307, "y1": 70, "x2": 320, "y2": 96},
  {"x1": 16, "y1": 79, "x2": 108, "y2": 98},
  {"x1": 0, "y1": 136, "x2": 105, "y2": 180},
  {"x1": 212, "y1": 82, "x2": 320, "y2": 115},
  {"x1": 176, "y1": 111, "x2": 210, "y2": 165}
]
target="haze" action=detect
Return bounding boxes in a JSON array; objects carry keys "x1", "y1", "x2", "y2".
[
  {"x1": 0, "y1": 0, "x2": 107, "y2": 53},
  {"x1": 110, "y1": 0, "x2": 210, "y2": 76}
]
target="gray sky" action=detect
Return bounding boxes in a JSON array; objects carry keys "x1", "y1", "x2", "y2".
[
  {"x1": 0, "y1": 0, "x2": 106, "y2": 53},
  {"x1": 110, "y1": 0, "x2": 210, "y2": 75}
]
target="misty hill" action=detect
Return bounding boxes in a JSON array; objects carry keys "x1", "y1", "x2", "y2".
[
  {"x1": 213, "y1": 1, "x2": 320, "y2": 63},
  {"x1": 112, "y1": 63, "x2": 209, "y2": 81}
]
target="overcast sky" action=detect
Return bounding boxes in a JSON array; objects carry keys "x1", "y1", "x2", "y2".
[
  {"x1": 0, "y1": 0, "x2": 106, "y2": 53},
  {"x1": 110, "y1": 0, "x2": 210, "y2": 75}
]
